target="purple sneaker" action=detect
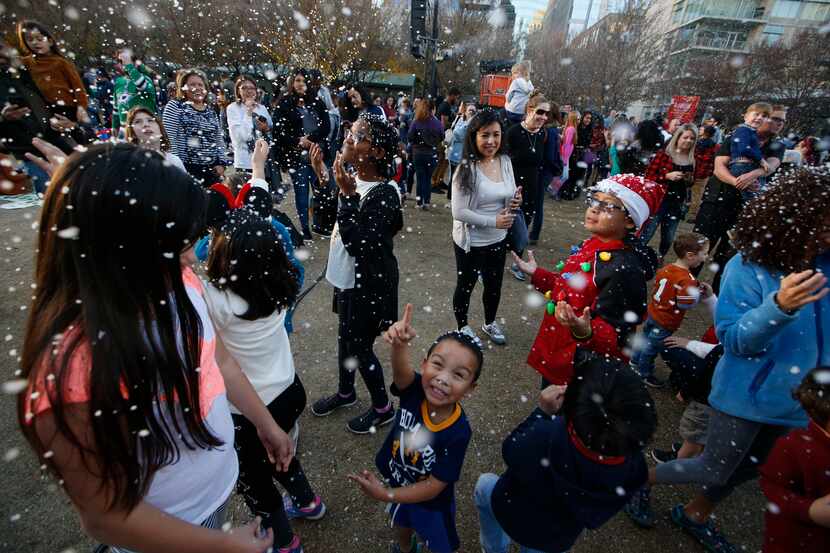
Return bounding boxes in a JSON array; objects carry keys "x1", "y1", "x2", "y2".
[
  {"x1": 277, "y1": 534, "x2": 303, "y2": 553},
  {"x1": 283, "y1": 494, "x2": 327, "y2": 521}
]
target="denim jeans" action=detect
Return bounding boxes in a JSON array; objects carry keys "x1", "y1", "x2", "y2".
[
  {"x1": 639, "y1": 191, "x2": 688, "y2": 257},
  {"x1": 292, "y1": 163, "x2": 315, "y2": 234},
  {"x1": 474, "y1": 474, "x2": 565, "y2": 553},
  {"x1": 23, "y1": 160, "x2": 50, "y2": 194},
  {"x1": 412, "y1": 151, "x2": 437, "y2": 206},
  {"x1": 529, "y1": 177, "x2": 547, "y2": 241},
  {"x1": 631, "y1": 318, "x2": 672, "y2": 378},
  {"x1": 730, "y1": 161, "x2": 765, "y2": 204}
]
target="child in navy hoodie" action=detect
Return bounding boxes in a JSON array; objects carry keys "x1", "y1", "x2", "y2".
[{"x1": 474, "y1": 355, "x2": 657, "y2": 553}]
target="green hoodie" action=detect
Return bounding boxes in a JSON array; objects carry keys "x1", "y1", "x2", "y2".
[{"x1": 112, "y1": 63, "x2": 156, "y2": 134}]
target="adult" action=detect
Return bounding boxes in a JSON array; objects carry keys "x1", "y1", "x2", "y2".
[
  {"x1": 437, "y1": 87, "x2": 460, "y2": 130},
  {"x1": 641, "y1": 124, "x2": 698, "y2": 260},
  {"x1": 557, "y1": 111, "x2": 579, "y2": 199},
  {"x1": 447, "y1": 102, "x2": 477, "y2": 195},
  {"x1": 407, "y1": 98, "x2": 443, "y2": 209},
  {"x1": 382, "y1": 96, "x2": 398, "y2": 124},
  {"x1": 162, "y1": 68, "x2": 227, "y2": 187},
  {"x1": 797, "y1": 136, "x2": 820, "y2": 167},
  {"x1": 504, "y1": 61, "x2": 534, "y2": 125},
  {"x1": 124, "y1": 106, "x2": 186, "y2": 173},
  {"x1": 308, "y1": 113, "x2": 403, "y2": 435},
  {"x1": 110, "y1": 48, "x2": 156, "y2": 139},
  {"x1": 702, "y1": 114, "x2": 724, "y2": 144},
  {"x1": 310, "y1": 69, "x2": 339, "y2": 159},
  {"x1": 225, "y1": 75, "x2": 272, "y2": 175},
  {"x1": 397, "y1": 97, "x2": 413, "y2": 144},
  {"x1": 588, "y1": 113, "x2": 609, "y2": 185},
  {"x1": 568, "y1": 111, "x2": 594, "y2": 195},
  {"x1": 625, "y1": 168, "x2": 830, "y2": 553},
  {"x1": 530, "y1": 104, "x2": 563, "y2": 244},
  {"x1": 505, "y1": 94, "x2": 550, "y2": 280},
  {"x1": 347, "y1": 84, "x2": 385, "y2": 120},
  {"x1": 451, "y1": 110, "x2": 520, "y2": 345},
  {"x1": 693, "y1": 106, "x2": 787, "y2": 292},
  {"x1": 616, "y1": 119, "x2": 665, "y2": 177},
  {"x1": 272, "y1": 68, "x2": 331, "y2": 240},
  {"x1": 688, "y1": 125, "x2": 719, "y2": 221}
]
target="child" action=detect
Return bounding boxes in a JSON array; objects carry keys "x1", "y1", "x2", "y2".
[
  {"x1": 474, "y1": 356, "x2": 657, "y2": 553},
  {"x1": 349, "y1": 304, "x2": 480, "y2": 553},
  {"x1": 631, "y1": 232, "x2": 712, "y2": 388},
  {"x1": 18, "y1": 142, "x2": 283, "y2": 552},
  {"x1": 504, "y1": 61, "x2": 534, "y2": 125},
  {"x1": 111, "y1": 49, "x2": 157, "y2": 138},
  {"x1": 729, "y1": 102, "x2": 772, "y2": 202},
  {"x1": 512, "y1": 174, "x2": 664, "y2": 385},
  {"x1": 760, "y1": 367, "x2": 830, "y2": 553},
  {"x1": 17, "y1": 20, "x2": 89, "y2": 123},
  {"x1": 204, "y1": 209, "x2": 326, "y2": 553}
]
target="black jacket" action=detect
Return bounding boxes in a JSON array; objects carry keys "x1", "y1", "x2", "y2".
[
  {"x1": 272, "y1": 93, "x2": 330, "y2": 170},
  {"x1": 491, "y1": 409, "x2": 648, "y2": 552},
  {"x1": 336, "y1": 182, "x2": 403, "y2": 337}
]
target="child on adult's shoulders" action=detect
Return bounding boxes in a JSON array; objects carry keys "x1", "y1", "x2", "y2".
[
  {"x1": 349, "y1": 304, "x2": 481, "y2": 553},
  {"x1": 474, "y1": 354, "x2": 657, "y2": 553},
  {"x1": 511, "y1": 173, "x2": 664, "y2": 385}
]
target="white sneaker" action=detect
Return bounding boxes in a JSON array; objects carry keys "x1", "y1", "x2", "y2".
[
  {"x1": 481, "y1": 321, "x2": 507, "y2": 345},
  {"x1": 459, "y1": 325, "x2": 477, "y2": 339}
]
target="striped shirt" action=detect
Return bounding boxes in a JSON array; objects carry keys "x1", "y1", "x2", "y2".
[{"x1": 162, "y1": 99, "x2": 227, "y2": 166}]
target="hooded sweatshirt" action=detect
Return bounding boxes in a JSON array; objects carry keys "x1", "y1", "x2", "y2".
[{"x1": 491, "y1": 409, "x2": 648, "y2": 552}]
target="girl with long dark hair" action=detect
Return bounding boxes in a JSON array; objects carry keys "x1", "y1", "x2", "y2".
[
  {"x1": 451, "y1": 110, "x2": 521, "y2": 345},
  {"x1": 307, "y1": 113, "x2": 404, "y2": 435},
  {"x1": 408, "y1": 98, "x2": 444, "y2": 209},
  {"x1": 163, "y1": 68, "x2": 228, "y2": 187},
  {"x1": 18, "y1": 141, "x2": 290, "y2": 553},
  {"x1": 273, "y1": 68, "x2": 331, "y2": 240}
]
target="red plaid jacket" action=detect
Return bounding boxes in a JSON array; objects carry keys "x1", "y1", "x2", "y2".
[
  {"x1": 644, "y1": 149, "x2": 674, "y2": 187},
  {"x1": 694, "y1": 142, "x2": 719, "y2": 180}
]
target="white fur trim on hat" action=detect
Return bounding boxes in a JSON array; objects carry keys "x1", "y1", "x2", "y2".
[{"x1": 592, "y1": 178, "x2": 650, "y2": 229}]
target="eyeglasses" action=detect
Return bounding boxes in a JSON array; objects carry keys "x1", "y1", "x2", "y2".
[
  {"x1": 585, "y1": 195, "x2": 626, "y2": 214},
  {"x1": 535, "y1": 109, "x2": 550, "y2": 116},
  {"x1": 240, "y1": 85, "x2": 257, "y2": 91},
  {"x1": 345, "y1": 129, "x2": 369, "y2": 143},
  {"x1": 770, "y1": 117, "x2": 785, "y2": 124}
]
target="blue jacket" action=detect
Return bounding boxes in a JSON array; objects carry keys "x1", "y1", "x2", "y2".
[
  {"x1": 447, "y1": 119, "x2": 468, "y2": 165},
  {"x1": 709, "y1": 252, "x2": 829, "y2": 427},
  {"x1": 540, "y1": 126, "x2": 563, "y2": 185}
]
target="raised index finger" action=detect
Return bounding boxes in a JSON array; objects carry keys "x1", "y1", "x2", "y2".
[{"x1": 402, "y1": 303, "x2": 413, "y2": 326}]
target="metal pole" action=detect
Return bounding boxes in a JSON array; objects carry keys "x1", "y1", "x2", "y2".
[{"x1": 429, "y1": 0, "x2": 439, "y2": 99}]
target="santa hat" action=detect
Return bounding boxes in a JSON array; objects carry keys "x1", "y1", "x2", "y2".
[{"x1": 591, "y1": 174, "x2": 664, "y2": 230}]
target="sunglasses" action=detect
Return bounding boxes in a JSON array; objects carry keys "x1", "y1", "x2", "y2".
[
  {"x1": 585, "y1": 195, "x2": 626, "y2": 214},
  {"x1": 345, "y1": 129, "x2": 369, "y2": 143},
  {"x1": 535, "y1": 109, "x2": 550, "y2": 116}
]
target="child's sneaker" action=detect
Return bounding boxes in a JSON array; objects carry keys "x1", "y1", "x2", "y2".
[
  {"x1": 311, "y1": 391, "x2": 357, "y2": 417},
  {"x1": 277, "y1": 534, "x2": 304, "y2": 553},
  {"x1": 670, "y1": 504, "x2": 736, "y2": 553},
  {"x1": 283, "y1": 494, "x2": 327, "y2": 521},
  {"x1": 347, "y1": 405, "x2": 395, "y2": 434},
  {"x1": 390, "y1": 534, "x2": 421, "y2": 553},
  {"x1": 650, "y1": 444, "x2": 680, "y2": 464},
  {"x1": 624, "y1": 486, "x2": 656, "y2": 528},
  {"x1": 643, "y1": 374, "x2": 666, "y2": 389},
  {"x1": 510, "y1": 263, "x2": 526, "y2": 282}
]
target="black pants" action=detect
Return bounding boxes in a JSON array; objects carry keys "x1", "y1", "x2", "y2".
[
  {"x1": 693, "y1": 181, "x2": 742, "y2": 293},
  {"x1": 232, "y1": 376, "x2": 315, "y2": 548},
  {"x1": 335, "y1": 289, "x2": 390, "y2": 409},
  {"x1": 453, "y1": 240, "x2": 507, "y2": 328}
]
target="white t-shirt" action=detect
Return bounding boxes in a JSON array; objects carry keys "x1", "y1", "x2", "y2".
[
  {"x1": 225, "y1": 102, "x2": 273, "y2": 170},
  {"x1": 325, "y1": 178, "x2": 390, "y2": 290},
  {"x1": 202, "y1": 283, "x2": 295, "y2": 414},
  {"x1": 164, "y1": 151, "x2": 187, "y2": 173},
  {"x1": 469, "y1": 168, "x2": 512, "y2": 247}
]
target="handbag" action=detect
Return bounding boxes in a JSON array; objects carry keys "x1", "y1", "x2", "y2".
[{"x1": 506, "y1": 211, "x2": 529, "y2": 254}]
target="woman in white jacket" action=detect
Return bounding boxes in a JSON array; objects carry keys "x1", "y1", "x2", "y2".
[
  {"x1": 451, "y1": 110, "x2": 521, "y2": 345},
  {"x1": 225, "y1": 75, "x2": 272, "y2": 174}
]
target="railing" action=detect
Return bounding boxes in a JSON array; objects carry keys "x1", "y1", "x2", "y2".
[{"x1": 681, "y1": 2, "x2": 766, "y2": 23}]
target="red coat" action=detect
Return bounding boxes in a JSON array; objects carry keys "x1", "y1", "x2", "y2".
[
  {"x1": 760, "y1": 420, "x2": 830, "y2": 553},
  {"x1": 527, "y1": 236, "x2": 650, "y2": 384}
]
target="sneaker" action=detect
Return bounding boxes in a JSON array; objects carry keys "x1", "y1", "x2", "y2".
[
  {"x1": 283, "y1": 494, "x2": 327, "y2": 521},
  {"x1": 670, "y1": 504, "x2": 737, "y2": 553},
  {"x1": 643, "y1": 375, "x2": 666, "y2": 389},
  {"x1": 311, "y1": 391, "x2": 357, "y2": 417},
  {"x1": 671, "y1": 441, "x2": 682, "y2": 453},
  {"x1": 347, "y1": 405, "x2": 395, "y2": 434},
  {"x1": 459, "y1": 325, "x2": 477, "y2": 339},
  {"x1": 390, "y1": 535, "x2": 421, "y2": 553},
  {"x1": 510, "y1": 263, "x2": 526, "y2": 282},
  {"x1": 624, "y1": 486, "x2": 656, "y2": 528},
  {"x1": 481, "y1": 321, "x2": 507, "y2": 345},
  {"x1": 651, "y1": 447, "x2": 678, "y2": 464},
  {"x1": 277, "y1": 534, "x2": 304, "y2": 553}
]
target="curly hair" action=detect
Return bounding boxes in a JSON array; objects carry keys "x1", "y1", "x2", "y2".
[
  {"x1": 359, "y1": 112, "x2": 399, "y2": 179},
  {"x1": 733, "y1": 167, "x2": 830, "y2": 274},
  {"x1": 793, "y1": 366, "x2": 830, "y2": 427}
]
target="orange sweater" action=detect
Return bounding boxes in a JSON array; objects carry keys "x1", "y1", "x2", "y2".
[{"x1": 21, "y1": 54, "x2": 88, "y2": 109}]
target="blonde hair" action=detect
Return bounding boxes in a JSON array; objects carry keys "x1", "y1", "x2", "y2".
[
  {"x1": 564, "y1": 111, "x2": 579, "y2": 129},
  {"x1": 666, "y1": 123, "x2": 698, "y2": 168},
  {"x1": 745, "y1": 102, "x2": 772, "y2": 116},
  {"x1": 511, "y1": 61, "x2": 531, "y2": 78}
]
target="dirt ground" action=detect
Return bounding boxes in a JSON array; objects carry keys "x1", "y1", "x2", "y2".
[{"x1": 0, "y1": 190, "x2": 766, "y2": 552}]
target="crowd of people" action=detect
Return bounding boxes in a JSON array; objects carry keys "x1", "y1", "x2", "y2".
[{"x1": 4, "y1": 19, "x2": 830, "y2": 553}]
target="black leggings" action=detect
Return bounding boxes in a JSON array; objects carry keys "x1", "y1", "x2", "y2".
[
  {"x1": 335, "y1": 290, "x2": 390, "y2": 410},
  {"x1": 453, "y1": 240, "x2": 507, "y2": 328},
  {"x1": 232, "y1": 376, "x2": 315, "y2": 548}
]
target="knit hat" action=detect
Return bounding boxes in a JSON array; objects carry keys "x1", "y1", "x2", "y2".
[{"x1": 591, "y1": 174, "x2": 664, "y2": 230}]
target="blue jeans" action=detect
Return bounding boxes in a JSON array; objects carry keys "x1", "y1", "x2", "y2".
[
  {"x1": 730, "y1": 161, "x2": 765, "y2": 203},
  {"x1": 292, "y1": 163, "x2": 315, "y2": 234},
  {"x1": 474, "y1": 474, "x2": 565, "y2": 553},
  {"x1": 639, "y1": 191, "x2": 688, "y2": 257},
  {"x1": 23, "y1": 160, "x2": 50, "y2": 194},
  {"x1": 413, "y1": 151, "x2": 437, "y2": 206},
  {"x1": 529, "y1": 177, "x2": 548, "y2": 241},
  {"x1": 631, "y1": 318, "x2": 672, "y2": 378}
]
